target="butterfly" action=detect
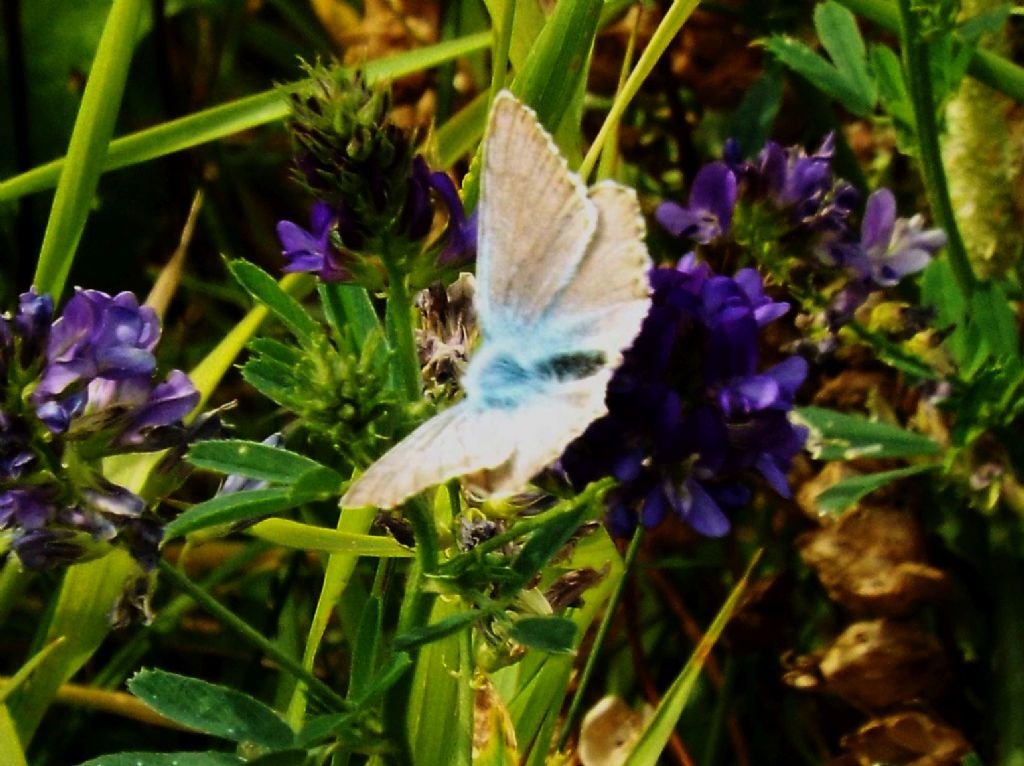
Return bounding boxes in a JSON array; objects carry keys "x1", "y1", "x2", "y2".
[{"x1": 341, "y1": 91, "x2": 652, "y2": 509}]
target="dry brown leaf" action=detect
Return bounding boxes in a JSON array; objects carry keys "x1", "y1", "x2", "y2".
[
  {"x1": 784, "y1": 619, "x2": 947, "y2": 710},
  {"x1": 798, "y1": 505, "x2": 947, "y2": 615},
  {"x1": 840, "y1": 710, "x2": 971, "y2": 766}
]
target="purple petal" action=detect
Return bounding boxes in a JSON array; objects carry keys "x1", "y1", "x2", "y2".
[
  {"x1": 861, "y1": 189, "x2": 896, "y2": 251},
  {"x1": 689, "y1": 162, "x2": 737, "y2": 231},
  {"x1": 676, "y1": 480, "x2": 731, "y2": 537},
  {"x1": 765, "y1": 356, "x2": 808, "y2": 401}
]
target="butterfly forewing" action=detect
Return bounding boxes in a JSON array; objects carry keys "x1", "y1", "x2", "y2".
[{"x1": 476, "y1": 92, "x2": 598, "y2": 334}]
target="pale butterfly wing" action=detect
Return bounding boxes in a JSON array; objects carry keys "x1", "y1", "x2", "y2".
[
  {"x1": 467, "y1": 371, "x2": 613, "y2": 497},
  {"x1": 341, "y1": 402, "x2": 514, "y2": 509},
  {"x1": 544, "y1": 180, "x2": 652, "y2": 360},
  {"x1": 476, "y1": 91, "x2": 598, "y2": 334}
]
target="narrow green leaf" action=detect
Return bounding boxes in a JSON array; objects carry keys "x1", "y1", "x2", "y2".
[
  {"x1": 187, "y1": 440, "x2": 325, "y2": 485},
  {"x1": 510, "y1": 0, "x2": 603, "y2": 135},
  {"x1": 971, "y1": 280, "x2": 1021, "y2": 362},
  {"x1": 622, "y1": 553, "x2": 760, "y2": 766},
  {"x1": 128, "y1": 669, "x2": 293, "y2": 749},
  {"x1": 229, "y1": 260, "x2": 320, "y2": 346},
  {"x1": 869, "y1": 45, "x2": 914, "y2": 135},
  {"x1": 77, "y1": 754, "x2": 243, "y2": 766},
  {"x1": 727, "y1": 66, "x2": 783, "y2": 158},
  {"x1": 246, "y1": 518, "x2": 415, "y2": 558},
  {"x1": 32, "y1": 0, "x2": 146, "y2": 299},
  {"x1": 350, "y1": 597, "x2": 383, "y2": 701},
  {"x1": 394, "y1": 611, "x2": 483, "y2": 651},
  {"x1": 0, "y1": 638, "x2": 66, "y2": 705},
  {"x1": 795, "y1": 406, "x2": 940, "y2": 460},
  {"x1": 248, "y1": 338, "x2": 303, "y2": 367},
  {"x1": 0, "y1": 32, "x2": 492, "y2": 202},
  {"x1": 288, "y1": 466, "x2": 347, "y2": 501},
  {"x1": 0, "y1": 705, "x2": 27, "y2": 766},
  {"x1": 287, "y1": 505, "x2": 376, "y2": 727},
  {"x1": 241, "y1": 358, "x2": 300, "y2": 407},
  {"x1": 354, "y1": 651, "x2": 413, "y2": 705},
  {"x1": 163, "y1": 487, "x2": 297, "y2": 539},
  {"x1": 509, "y1": 503, "x2": 590, "y2": 589},
  {"x1": 243, "y1": 752, "x2": 309, "y2": 766},
  {"x1": 815, "y1": 464, "x2": 938, "y2": 513},
  {"x1": 814, "y1": 1, "x2": 876, "y2": 110},
  {"x1": 7, "y1": 551, "x2": 138, "y2": 743},
  {"x1": 432, "y1": 91, "x2": 489, "y2": 168},
  {"x1": 508, "y1": 617, "x2": 577, "y2": 654},
  {"x1": 762, "y1": 35, "x2": 871, "y2": 115}
]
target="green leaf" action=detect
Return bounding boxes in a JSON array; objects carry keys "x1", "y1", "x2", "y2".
[
  {"x1": 242, "y1": 752, "x2": 310, "y2": 766},
  {"x1": 248, "y1": 338, "x2": 303, "y2": 367},
  {"x1": 869, "y1": 45, "x2": 915, "y2": 140},
  {"x1": 163, "y1": 487, "x2": 297, "y2": 539},
  {"x1": 349, "y1": 597, "x2": 382, "y2": 701},
  {"x1": 246, "y1": 518, "x2": 415, "y2": 558},
  {"x1": 187, "y1": 440, "x2": 325, "y2": 485},
  {"x1": 394, "y1": 610, "x2": 483, "y2": 651},
  {"x1": 727, "y1": 66, "x2": 783, "y2": 158},
  {"x1": 128, "y1": 669, "x2": 294, "y2": 749},
  {"x1": 795, "y1": 406, "x2": 940, "y2": 461},
  {"x1": 32, "y1": 0, "x2": 146, "y2": 299},
  {"x1": 353, "y1": 651, "x2": 413, "y2": 705},
  {"x1": 622, "y1": 553, "x2": 760, "y2": 766},
  {"x1": 317, "y1": 283, "x2": 385, "y2": 360},
  {"x1": 241, "y1": 357, "x2": 299, "y2": 406},
  {"x1": 288, "y1": 466, "x2": 347, "y2": 502},
  {"x1": 815, "y1": 464, "x2": 939, "y2": 513},
  {"x1": 762, "y1": 35, "x2": 872, "y2": 115},
  {"x1": 509, "y1": 503, "x2": 590, "y2": 590},
  {"x1": 229, "y1": 260, "x2": 320, "y2": 346},
  {"x1": 433, "y1": 91, "x2": 489, "y2": 168},
  {"x1": 77, "y1": 754, "x2": 243, "y2": 766},
  {"x1": 970, "y1": 280, "x2": 1021, "y2": 363},
  {"x1": 508, "y1": 616, "x2": 577, "y2": 654},
  {"x1": 814, "y1": 1, "x2": 875, "y2": 111},
  {"x1": 510, "y1": 0, "x2": 604, "y2": 138},
  {"x1": 0, "y1": 705, "x2": 27, "y2": 766}
]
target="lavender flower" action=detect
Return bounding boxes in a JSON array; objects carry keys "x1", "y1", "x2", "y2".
[
  {"x1": 0, "y1": 287, "x2": 202, "y2": 569},
  {"x1": 656, "y1": 163, "x2": 737, "y2": 244},
  {"x1": 277, "y1": 202, "x2": 353, "y2": 283},
  {"x1": 561, "y1": 255, "x2": 808, "y2": 538}
]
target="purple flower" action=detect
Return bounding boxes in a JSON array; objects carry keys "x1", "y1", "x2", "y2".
[
  {"x1": 1, "y1": 287, "x2": 204, "y2": 570},
  {"x1": 851, "y1": 189, "x2": 946, "y2": 286},
  {"x1": 428, "y1": 168, "x2": 477, "y2": 267},
  {"x1": 656, "y1": 163, "x2": 737, "y2": 244},
  {"x1": 277, "y1": 202, "x2": 354, "y2": 283},
  {"x1": 562, "y1": 256, "x2": 808, "y2": 538}
]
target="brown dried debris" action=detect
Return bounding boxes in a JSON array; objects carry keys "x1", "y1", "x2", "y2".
[
  {"x1": 798, "y1": 504, "x2": 947, "y2": 615},
  {"x1": 783, "y1": 619, "x2": 947, "y2": 710},
  {"x1": 831, "y1": 710, "x2": 971, "y2": 766}
]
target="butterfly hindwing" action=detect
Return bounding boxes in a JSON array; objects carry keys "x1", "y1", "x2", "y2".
[
  {"x1": 476, "y1": 92, "x2": 598, "y2": 334},
  {"x1": 341, "y1": 403, "x2": 515, "y2": 509}
]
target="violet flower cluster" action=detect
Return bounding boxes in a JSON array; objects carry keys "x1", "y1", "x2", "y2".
[
  {"x1": 276, "y1": 66, "x2": 476, "y2": 287},
  {"x1": 657, "y1": 136, "x2": 946, "y2": 325},
  {"x1": 1, "y1": 288, "x2": 199, "y2": 569},
  {"x1": 562, "y1": 255, "x2": 808, "y2": 538}
]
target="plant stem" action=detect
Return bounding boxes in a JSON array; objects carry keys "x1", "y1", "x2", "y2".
[
  {"x1": 895, "y1": 0, "x2": 976, "y2": 301},
  {"x1": 156, "y1": 558, "x2": 348, "y2": 712},
  {"x1": 557, "y1": 522, "x2": 644, "y2": 752},
  {"x1": 383, "y1": 257, "x2": 421, "y2": 402}
]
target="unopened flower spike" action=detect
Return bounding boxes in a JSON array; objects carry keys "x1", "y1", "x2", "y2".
[{"x1": 276, "y1": 63, "x2": 476, "y2": 289}]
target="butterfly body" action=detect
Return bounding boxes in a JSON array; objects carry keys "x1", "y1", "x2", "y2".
[{"x1": 341, "y1": 92, "x2": 652, "y2": 510}]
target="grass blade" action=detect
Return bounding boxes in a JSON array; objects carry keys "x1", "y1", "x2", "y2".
[{"x1": 32, "y1": 0, "x2": 146, "y2": 299}]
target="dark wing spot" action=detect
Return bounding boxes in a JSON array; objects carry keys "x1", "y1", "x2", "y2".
[{"x1": 536, "y1": 351, "x2": 606, "y2": 381}]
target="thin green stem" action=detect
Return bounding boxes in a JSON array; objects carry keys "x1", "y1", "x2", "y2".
[
  {"x1": 557, "y1": 522, "x2": 644, "y2": 751},
  {"x1": 489, "y1": 0, "x2": 516, "y2": 102},
  {"x1": 896, "y1": 0, "x2": 977, "y2": 301},
  {"x1": 579, "y1": 0, "x2": 701, "y2": 180},
  {"x1": 156, "y1": 558, "x2": 348, "y2": 712},
  {"x1": 383, "y1": 256, "x2": 421, "y2": 402}
]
